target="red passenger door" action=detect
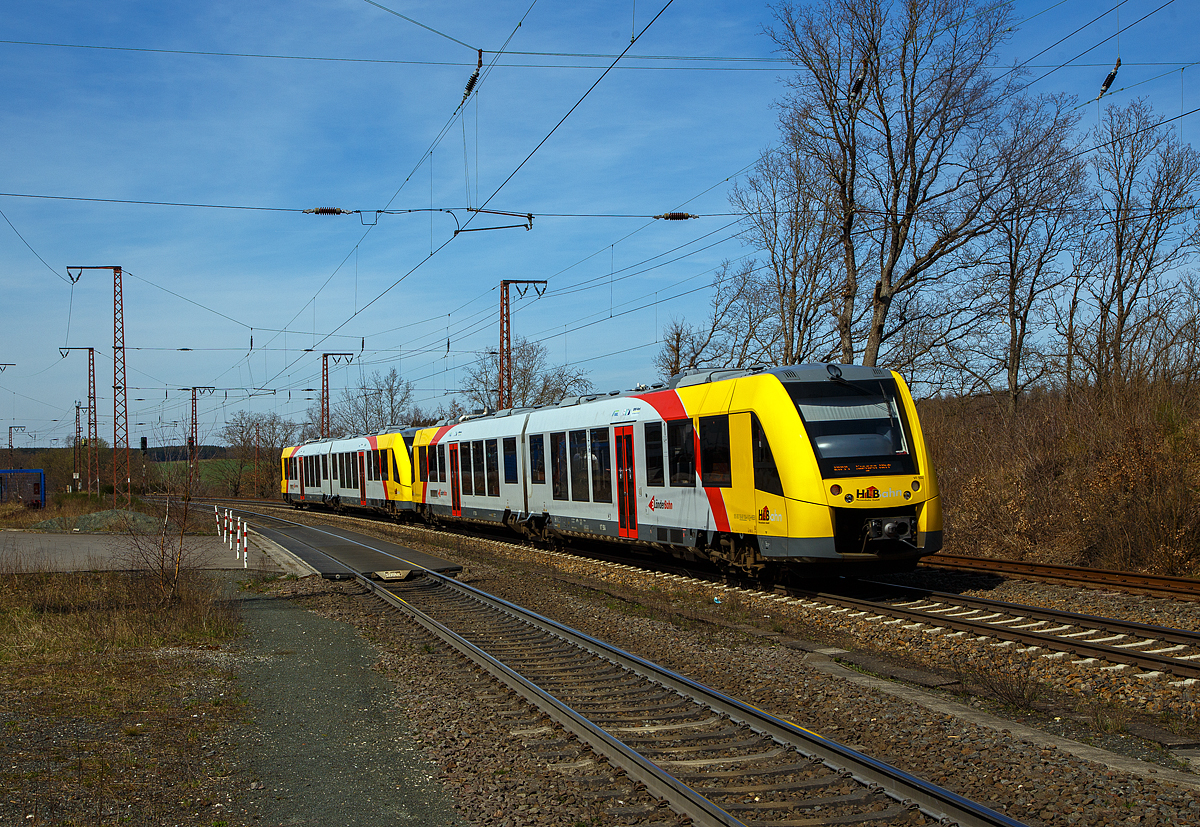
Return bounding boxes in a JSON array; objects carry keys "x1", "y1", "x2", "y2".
[
  {"x1": 449, "y1": 443, "x2": 462, "y2": 516},
  {"x1": 615, "y1": 425, "x2": 637, "y2": 538}
]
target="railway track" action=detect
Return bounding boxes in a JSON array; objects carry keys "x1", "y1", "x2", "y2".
[
  {"x1": 207, "y1": 498, "x2": 1200, "y2": 684},
  {"x1": 921, "y1": 554, "x2": 1200, "y2": 602},
  {"x1": 792, "y1": 583, "x2": 1200, "y2": 684},
  {"x1": 242, "y1": 507, "x2": 1024, "y2": 827}
]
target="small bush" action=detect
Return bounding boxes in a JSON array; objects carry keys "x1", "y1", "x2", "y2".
[{"x1": 953, "y1": 654, "x2": 1046, "y2": 711}]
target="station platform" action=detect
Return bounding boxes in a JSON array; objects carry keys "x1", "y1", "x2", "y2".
[{"x1": 245, "y1": 517, "x2": 462, "y2": 580}]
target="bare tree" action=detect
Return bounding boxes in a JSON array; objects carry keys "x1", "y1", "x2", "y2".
[
  {"x1": 218, "y1": 410, "x2": 298, "y2": 498},
  {"x1": 937, "y1": 95, "x2": 1086, "y2": 411},
  {"x1": 727, "y1": 145, "x2": 841, "y2": 364},
  {"x1": 461, "y1": 336, "x2": 592, "y2": 409},
  {"x1": 333, "y1": 367, "x2": 415, "y2": 435},
  {"x1": 1071, "y1": 99, "x2": 1200, "y2": 387},
  {"x1": 770, "y1": 0, "x2": 1022, "y2": 366}
]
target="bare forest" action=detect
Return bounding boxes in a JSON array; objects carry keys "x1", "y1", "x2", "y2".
[{"x1": 661, "y1": 0, "x2": 1200, "y2": 574}]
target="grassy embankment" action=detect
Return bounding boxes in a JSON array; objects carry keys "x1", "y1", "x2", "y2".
[{"x1": 924, "y1": 382, "x2": 1200, "y2": 576}]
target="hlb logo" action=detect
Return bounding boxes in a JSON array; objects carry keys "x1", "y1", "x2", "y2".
[
  {"x1": 758, "y1": 506, "x2": 782, "y2": 523},
  {"x1": 855, "y1": 486, "x2": 902, "y2": 500}
]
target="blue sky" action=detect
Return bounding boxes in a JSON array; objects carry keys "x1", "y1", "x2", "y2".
[{"x1": 1, "y1": 0, "x2": 1196, "y2": 448}]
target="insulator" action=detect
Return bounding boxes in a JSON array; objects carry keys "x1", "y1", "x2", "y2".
[
  {"x1": 1098, "y1": 57, "x2": 1121, "y2": 99},
  {"x1": 304, "y1": 207, "x2": 350, "y2": 215},
  {"x1": 654, "y1": 212, "x2": 698, "y2": 220},
  {"x1": 462, "y1": 68, "x2": 480, "y2": 104}
]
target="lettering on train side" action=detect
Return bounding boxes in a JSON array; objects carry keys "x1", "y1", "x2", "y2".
[{"x1": 647, "y1": 497, "x2": 673, "y2": 511}]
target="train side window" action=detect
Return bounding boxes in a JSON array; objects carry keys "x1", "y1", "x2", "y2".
[
  {"x1": 550, "y1": 432, "x2": 568, "y2": 500},
  {"x1": 472, "y1": 440, "x2": 486, "y2": 496},
  {"x1": 529, "y1": 434, "x2": 546, "y2": 484},
  {"x1": 460, "y1": 442, "x2": 473, "y2": 496},
  {"x1": 322, "y1": 455, "x2": 328, "y2": 480},
  {"x1": 699, "y1": 415, "x2": 732, "y2": 488},
  {"x1": 569, "y1": 430, "x2": 590, "y2": 502},
  {"x1": 331, "y1": 454, "x2": 339, "y2": 481},
  {"x1": 393, "y1": 449, "x2": 402, "y2": 483},
  {"x1": 381, "y1": 449, "x2": 389, "y2": 481},
  {"x1": 666, "y1": 419, "x2": 696, "y2": 487},
  {"x1": 485, "y1": 439, "x2": 500, "y2": 496},
  {"x1": 644, "y1": 422, "x2": 664, "y2": 487},
  {"x1": 503, "y1": 437, "x2": 518, "y2": 484},
  {"x1": 418, "y1": 446, "x2": 427, "y2": 482},
  {"x1": 590, "y1": 428, "x2": 612, "y2": 503},
  {"x1": 751, "y1": 413, "x2": 784, "y2": 496},
  {"x1": 437, "y1": 444, "x2": 447, "y2": 483}
]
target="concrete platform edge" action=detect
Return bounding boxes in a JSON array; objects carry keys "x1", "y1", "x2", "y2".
[{"x1": 249, "y1": 531, "x2": 321, "y2": 578}]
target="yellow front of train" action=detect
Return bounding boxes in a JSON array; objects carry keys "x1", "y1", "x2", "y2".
[{"x1": 682, "y1": 364, "x2": 941, "y2": 572}]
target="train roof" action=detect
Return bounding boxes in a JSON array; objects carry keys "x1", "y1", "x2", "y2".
[{"x1": 422, "y1": 363, "x2": 895, "y2": 427}]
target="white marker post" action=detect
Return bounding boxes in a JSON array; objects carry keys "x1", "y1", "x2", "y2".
[{"x1": 241, "y1": 521, "x2": 249, "y2": 568}]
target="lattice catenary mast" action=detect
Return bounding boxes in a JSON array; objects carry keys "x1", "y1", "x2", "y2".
[
  {"x1": 321, "y1": 353, "x2": 354, "y2": 439},
  {"x1": 68, "y1": 267, "x2": 128, "y2": 507},
  {"x1": 498, "y1": 280, "x2": 546, "y2": 410}
]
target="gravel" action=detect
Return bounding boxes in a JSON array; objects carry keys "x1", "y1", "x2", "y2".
[{"x1": 250, "y1": 516, "x2": 1200, "y2": 827}]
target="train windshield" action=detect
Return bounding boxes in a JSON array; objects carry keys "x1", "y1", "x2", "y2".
[{"x1": 785, "y1": 378, "x2": 917, "y2": 478}]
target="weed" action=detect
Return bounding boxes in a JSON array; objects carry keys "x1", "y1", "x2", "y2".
[
  {"x1": 952, "y1": 655, "x2": 1045, "y2": 711},
  {"x1": 1079, "y1": 696, "x2": 1130, "y2": 734}
]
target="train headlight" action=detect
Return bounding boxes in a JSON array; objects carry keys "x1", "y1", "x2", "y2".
[
  {"x1": 844, "y1": 493, "x2": 854, "y2": 503},
  {"x1": 903, "y1": 490, "x2": 911, "y2": 500},
  {"x1": 911, "y1": 480, "x2": 921, "y2": 491},
  {"x1": 830, "y1": 484, "x2": 842, "y2": 496}
]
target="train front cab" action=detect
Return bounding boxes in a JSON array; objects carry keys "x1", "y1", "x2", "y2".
[
  {"x1": 636, "y1": 367, "x2": 938, "y2": 575},
  {"x1": 712, "y1": 366, "x2": 941, "y2": 574}
]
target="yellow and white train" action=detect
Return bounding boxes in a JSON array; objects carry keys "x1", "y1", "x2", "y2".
[{"x1": 282, "y1": 364, "x2": 942, "y2": 576}]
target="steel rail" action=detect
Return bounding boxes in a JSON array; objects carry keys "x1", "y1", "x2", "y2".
[
  {"x1": 235, "y1": 506, "x2": 1026, "y2": 827},
  {"x1": 362, "y1": 578, "x2": 745, "y2": 827},
  {"x1": 792, "y1": 588, "x2": 1200, "y2": 680},
  {"x1": 234, "y1": 507, "x2": 746, "y2": 827},
  {"x1": 921, "y1": 554, "x2": 1200, "y2": 601},
  {"x1": 863, "y1": 582, "x2": 1200, "y2": 647}
]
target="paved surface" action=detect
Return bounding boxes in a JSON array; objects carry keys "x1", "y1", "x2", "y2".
[
  {"x1": 244, "y1": 518, "x2": 463, "y2": 578},
  {"x1": 0, "y1": 528, "x2": 305, "y2": 574},
  {"x1": 233, "y1": 585, "x2": 465, "y2": 826}
]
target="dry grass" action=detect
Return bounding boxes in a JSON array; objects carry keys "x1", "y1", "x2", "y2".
[
  {"x1": 923, "y1": 382, "x2": 1200, "y2": 576},
  {"x1": 0, "y1": 567, "x2": 243, "y2": 825},
  {"x1": 0, "y1": 493, "x2": 123, "y2": 531}
]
